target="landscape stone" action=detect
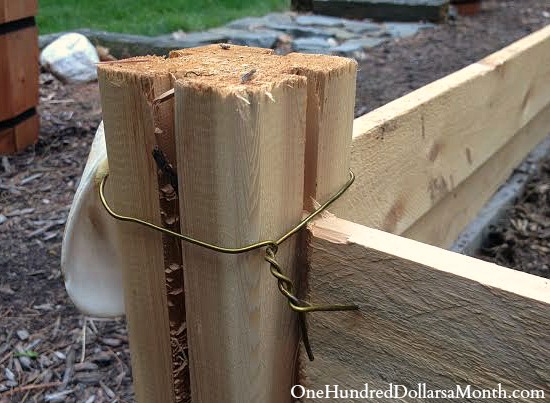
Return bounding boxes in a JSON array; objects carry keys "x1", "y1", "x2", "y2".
[
  {"x1": 263, "y1": 22, "x2": 334, "y2": 38},
  {"x1": 312, "y1": 0, "x2": 450, "y2": 22},
  {"x1": 295, "y1": 14, "x2": 345, "y2": 26},
  {"x1": 293, "y1": 36, "x2": 333, "y2": 51},
  {"x1": 263, "y1": 12, "x2": 296, "y2": 26},
  {"x1": 225, "y1": 16, "x2": 269, "y2": 30},
  {"x1": 331, "y1": 36, "x2": 387, "y2": 52},
  {"x1": 385, "y1": 21, "x2": 435, "y2": 38},
  {"x1": 226, "y1": 13, "x2": 293, "y2": 30},
  {"x1": 209, "y1": 28, "x2": 280, "y2": 48},
  {"x1": 324, "y1": 27, "x2": 363, "y2": 40},
  {"x1": 170, "y1": 30, "x2": 228, "y2": 44},
  {"x1": 343, "y1": 19, "x2": 385, "y2": 34}
]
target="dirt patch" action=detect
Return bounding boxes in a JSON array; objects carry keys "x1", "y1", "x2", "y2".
[
  {"x1": 354, "y1": 0, "x2": 550, "y2": 116},
  {"x1": 1, "y1": 1, "x2": 549, "y2": 401}
]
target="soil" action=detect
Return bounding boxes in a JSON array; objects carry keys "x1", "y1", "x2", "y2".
[{"x1": 1, "y1": 1, "x2": 549, "y2": 401}]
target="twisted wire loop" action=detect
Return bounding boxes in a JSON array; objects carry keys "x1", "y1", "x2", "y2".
[{"x1": 99, "y1": 169, "x2": 359, "y2": 360}]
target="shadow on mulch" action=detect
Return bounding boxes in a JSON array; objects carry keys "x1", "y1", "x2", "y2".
[
  {"x1": 476, "y1": 158, "x2": 550, "y2": 279},
  {"x1": 1, "y1": 0, "x2": 549, "y2": 401}
]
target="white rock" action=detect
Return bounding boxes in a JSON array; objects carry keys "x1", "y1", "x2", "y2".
[{"x1": 40, "y1": 33, "x2": 99, "y2": 83}]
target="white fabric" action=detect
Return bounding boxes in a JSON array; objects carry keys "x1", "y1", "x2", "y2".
[{"x1": 61, "y1": 122, "x2": 125, "y2": 317}]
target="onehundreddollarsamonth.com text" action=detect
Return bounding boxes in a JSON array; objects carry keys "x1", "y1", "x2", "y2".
[{"x1": 291, "y1": 383, "x2": 546, "y2": 400}]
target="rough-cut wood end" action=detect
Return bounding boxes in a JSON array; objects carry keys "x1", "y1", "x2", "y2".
[
  {"x1": 169, "y1": 43, "x2": 274, "y2": 58},
  {"x1": 97, "y1": 45, "x2": 357, "y2": 90}
]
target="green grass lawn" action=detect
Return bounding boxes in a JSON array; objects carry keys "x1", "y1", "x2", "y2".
[{"x1": 38, "y1": 0, "x2": 290, "y2": 35}]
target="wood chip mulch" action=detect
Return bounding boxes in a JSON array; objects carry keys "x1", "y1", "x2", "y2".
[
  {"x1": 1, "y1": 1, "x2": 550, "y2": 401},
  {"x1": 477, "y1": 158, "x2": 550, "y2": 279}
]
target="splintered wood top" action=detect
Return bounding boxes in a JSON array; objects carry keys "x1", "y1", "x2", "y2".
[{"x1": 97, "y1": 44, "x2": 356, "y2": 93}]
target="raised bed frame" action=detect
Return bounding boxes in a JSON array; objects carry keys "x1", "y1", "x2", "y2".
[
  {"x1": 97, "y1": 25, "x2": 550, "y2": 403},
  {"x1": 303, "y1": 25, "x2": 550, "y2": 401}
]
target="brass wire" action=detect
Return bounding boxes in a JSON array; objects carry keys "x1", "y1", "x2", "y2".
[{"x1": 99, "y1": 169, "x2": 359, "y2": 360}]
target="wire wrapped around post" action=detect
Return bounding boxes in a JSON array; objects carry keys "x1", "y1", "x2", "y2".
[{"x1": 99, "y1": 168, "x2": 359, "y2": 360}]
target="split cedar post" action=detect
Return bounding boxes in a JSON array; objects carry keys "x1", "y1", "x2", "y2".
[
  {"x1": 284, "y1": 53, "x2": 357, "y2": 209},
  {"x1": 97, "y1": 47, "x2": 357, "y2": 402},
  {"x1": 304, "y1": 216, "x2": 550, "y2": 402},
  {"x1": 97, "y1": 65, "x2": 176, "y2": 403},
  {"x1": 169, "y1": 49, "x2": 357, "y2": 402},
  {"x1": 174, "y1": 71, "x2": 308, "y2": 402},
  {"x1": 98, "y1": 47, "x2": 280, "y2": 403}
]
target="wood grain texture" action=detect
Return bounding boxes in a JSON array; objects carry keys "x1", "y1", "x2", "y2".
[
  {"x1": 0, "y1": 111, "x2": 38, "y2": 154},
  {"x1": 404, "y1": 103, "x2": 550, "y2": 247},
  {"x1": 175, "y1": 74, "x2": 307, "y2": 403},
  {"x1": 0, "y1": 0, "x2": 37, "y2": 23},
  {"x1": 338, "y1": 25, "x2": 550, "y2": 237},
  {"x1": 96, "y1": 48, "x2": 358, "y2": 402},
  {"x1": 97, "y1": 67, "x2": 175, "y2": 403},
  {"x1": 285, "y1": 53, "x2": 357, "y2": 209},
  {"x1": 303, "y1": 216, "x2": 550, "y2": 402},
  {"x1": 0, "y1": 26, "x2": 39, "y2": 121},
  {"x1": 312, "y1": 0, "x2": 449, "y2": 22}
]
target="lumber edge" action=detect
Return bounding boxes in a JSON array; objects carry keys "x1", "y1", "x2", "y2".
[{"x1": 310, "y1": 216, "x2": 549, "y2": 302}]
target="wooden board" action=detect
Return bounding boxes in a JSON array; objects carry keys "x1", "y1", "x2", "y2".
[
  {"x1": 335, "y1": 25, "x2": 550, "y2": 240},
  {"x1": 403, "y1": 103, "x2": 550, "y2": 247},
  {"x1": 98, "y1": 65, "x2": 176, "y2": 403},
  {"x1": 175, "y1": 70, "x2": 308, "y2": 403},
  {"x1": 0, "y1": 25, "x2": 39, "y2": 121},
  {"x1": 97, "y1": 47, "x2": 359, "y2": 403},
  {"x1": 0, "y1": 0, "x2": 37, "y2": 24},
  {"x1": 302, "y1": 216, "x2": 550, "y2": 402},
  {"x1": 0, "y1": 110, "x2": 38, "y2": 154},
  {"x1": 287, "y1": 53, "x2": 357, "y2": 210},
  {"x1": 312, "y1": 0, "x2": 449, "y2": 22}
]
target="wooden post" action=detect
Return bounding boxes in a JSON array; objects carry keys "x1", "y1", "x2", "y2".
[
  {"x1": 0, "y1": 0, "x2": 39, "y2": 154},
  {"x1": 97, "y1": 63, "x2": 177, "y2": 403},
  {"x1": 174, "y1": 71, "x2": 308, "y2": 403},
  {"x1": 285, "y1": 53, "x2": 357, "y2": 209},
  {"x1": 97, "y1": 48, "x2": 358, "y2": 403}
]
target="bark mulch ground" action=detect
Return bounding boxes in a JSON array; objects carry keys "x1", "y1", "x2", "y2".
[
  {"x1": 476, "y1": 158, "x2": 550, "y2": 279},
  {"x1": 1, "y1": 1, "x2": 549, "y2": 401}
]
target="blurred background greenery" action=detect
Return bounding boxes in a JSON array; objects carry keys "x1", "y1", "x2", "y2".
[{"x1": 37, "y1": 0, "x2": 289, "y2": 35}]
